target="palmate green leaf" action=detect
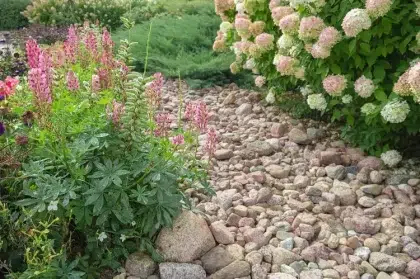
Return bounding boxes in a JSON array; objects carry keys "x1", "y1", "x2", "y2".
[
  {"x1": 92, "y1": 195, "x2": 104, "y2": 216},
  {"x1": 85, "y1": 193, "x2": 100, "y2": 206}
]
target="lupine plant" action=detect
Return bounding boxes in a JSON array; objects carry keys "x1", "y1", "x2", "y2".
[
  {"x1": 0, "y1": 20, "x2": 214, "y2": 277},
  {"x1": 214, "y1": 0, "x2": 420, "y2": 155}
]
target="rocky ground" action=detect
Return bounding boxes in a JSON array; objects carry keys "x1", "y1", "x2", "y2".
[{"x1": 116, "y1": 81, "x2": 420, "y2": 279}]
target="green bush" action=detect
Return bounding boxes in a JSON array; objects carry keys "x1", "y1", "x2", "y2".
[
  {"x1": 113, "y1": 2, "x2": 248, "y2": 88},
  {"x1": 0, "y1": 0, "x2": 30, "y2": 30},
  {"x1": 215, "y1": 0, "x2": 420, "y2": 155}
]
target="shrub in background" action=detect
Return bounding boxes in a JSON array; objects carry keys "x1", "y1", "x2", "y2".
[
  {"x1": 0, "y1": 21, "x2": 213, "y2": 277},
  {"x1": 214, "y1": 0, "x2": 420, "y2": 155},
  {"x1": 0, "y1": 0, "x2": 30, "y2": 30}
]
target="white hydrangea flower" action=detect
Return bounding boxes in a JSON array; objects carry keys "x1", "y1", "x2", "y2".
[
  {"x1": 273, "y1": 53, "x2": 282, "y2": 65},
  {"x1": 277, "y1": 34, "x2": 295, "y2": 51},
  {"x1": 244, "y1": 58, "x2": 256, "y2": 70},
  {"x1": 342, "y1": 94, "x2": 353, "y2": 104},
  {"x1": 220, "y1": 22, "x2": 233, "y2": 33},
  {"x1": 381, "y1": 150, "x2": 402, "y2": 167},
  {"x1": 307, "y1": 94, "x2": 327, "y2": 111},
  {"x1": 342, "y1": 9, "x2": 372, "y2": 37},
  {"x1": 361, "y1": 103, "x2": 377, "y2": 115},
  {"x1": 266, "y1": 89, "x2": 276, "y2": 104},
  {"x1": 300, "y1": 85, "x2": 313, "y2": 96},
  {"x1": 380, "y1": 99, "x2": 410, "y2": 123},
  {"x1": 98, "y1": 232, "x2": 107, "y2": 242},
  {"x1": 236, "y1": 3, "x2": 245, "y2": 13},
  {"x1": 47, "y1": 200, "x2": 58, "y2": 211}
]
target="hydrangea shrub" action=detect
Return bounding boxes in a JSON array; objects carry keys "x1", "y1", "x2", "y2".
[{"x1": 214, "y1": 0, "x2": 420, "y2": 154}]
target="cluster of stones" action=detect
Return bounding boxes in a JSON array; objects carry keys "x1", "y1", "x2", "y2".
[{"x1": 116, "y1": 82, "x2": 420, "y2": 279}]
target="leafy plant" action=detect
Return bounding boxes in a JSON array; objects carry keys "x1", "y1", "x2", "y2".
[{"x1": 0, "y1": 0, "x2": 30, "y2": 30}]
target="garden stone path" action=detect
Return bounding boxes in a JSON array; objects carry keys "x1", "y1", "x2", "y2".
[{"x1": 121, "y1": 81, "x2": 420, "y2": 279}]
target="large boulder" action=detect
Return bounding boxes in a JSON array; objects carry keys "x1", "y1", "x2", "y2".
[
  {"x1": 156, "y1": 211, "x2": 216, "y2": 262},
  {"x1": 201, "y1": 246, "x2": 236, "y2": 274},
  {"x1": 159, "y1": 263, "x2": 206, "y2": 279}
]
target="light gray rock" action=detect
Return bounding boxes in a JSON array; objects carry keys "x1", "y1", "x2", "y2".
[
  {"x1": 300, "y1": 269, "x2": 322, "y2": 279},
  {"x1": 208, "y1": 260, "x2": 251, "y2": 279},
  {"x1": 267, "y1": 165, "x2": 291, "y2": 179},
  {"x1": 210, "y1": 221, "x2": 235, "y2": 245},
  {"x1": 125, "y1": 252, "x2": 156, "y2": 278},
  {"x1": 156, "y1": 211, "x2": 216, "y2": 262},
  {"x1": 376, "y1": 272, "x2": 392, "y2": 279},
  {"x1": 201, "y1": 246, "x2": 235, "y2": 274},
  {"x1": 214, "y1": 149, "x2": 234, "y2": 160},
  {"x1": 326, "y1": 165, "x2": 346, "y2": 180},
  {"x1": 159, "y1": 263, "x2": 206, "y2": 279},
  {"x1": 267, "y1": 273, "x2": 296, "y2": 279},
  {"x1": 288, "y1": 128, "x2": 310, "y2": 144},
  {"x1": 369, "y1": 252, "x2": 406, "y2": 272},
  {"x1": 272, "y1": 248, "x2": 301, "y2": 266},
  {"x1": 236, "y1": 103, "x2": 252, "y2": 115},
  {"x1": 247, "y1": 141, "x2": 275, "y2": 156},
  {"x1": 381, "y1": 218, "x2": 403, "y2": 237}
]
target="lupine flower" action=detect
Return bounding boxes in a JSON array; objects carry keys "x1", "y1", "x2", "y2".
[
  {"x1": 279, "y1": 13, "x2": 300, "y2": 35},
  {"x1": 255, "y1": 33, "x2": 274, "y2": 51},
  {"x1": 91, "y1": 74, "x2": 100, "y2": 92},
  {"x1": 266, "y1": 89, "x2": 276, "y2": 104},
  {"x1": 381, "y1": 150, "x2": 402, "y2": 167},
  {"x1": 342, "y1": 94, "x2": 353, "y2": 104},
  {"x1": 215, "y1": 0, "x2": 235, "y2": 16},
  {"x1": 361, "y1": 103, "x2": 377, "y2": 115},
  {"x1": 26, "y1": 39, "x2": 41, "y2": 69},
  {"x1": 249, "y1": 21, "x2": 265, "y2": 36},
  {"x1": 307, "y1": 93, "x2": 327, "y2": 111},
  {"x1": 85, "y1": 31, "x2": 98, "y2": 58},
  {"x1": 154, "y1": 113, "x2": 172, "y2": 137},
  {"x1": 98, "y1": 68, "x2": 111, "y2": 89},
  {"x1": 64, "y1": 25, "x2": 78, "y2": 64},
  {"x1": 66, "y1": 71, "x2": 79, "y2": 92},
  {"x1": 194, "y1": 102, "x2": 209, "y2": 132},
  {"x1": 255, "y1": 76, "x2": 266, "y2": 87},
  {"x1": 323, "y1": 75, "x2": 347, "y2": 96},
  {"x1": 15, "y1": 135, "x2": 29, "y2": 145},
  {"x1": 318, "y1": 27, "x2": 341, "y2": 49},
  {"x1": 298, "y1": 16, "x2": 325, "y2": 41},
  {"x1": 47, "y1": 200, "x2": 58, "y2": 211},
  {"x1": 101, "y1": 28, "x2": 114, "y2": 52},
  {"x1": 28, "y1": 51, "x2": 53, "y2": 104},
  {"x1": 184, "y1": 102, "x2": 196, "y2": 121},
  {"x1": 277, "y1": 34, "x2": 295, "y2": 52},
  {"x1": 408, "y1": 62, "x2": 420, "y2": 94},
  {"x1": 310, "y1": 43, "x2": 331, "y2": 59},
  {"x1": 271, "y1": 6, "x2": 294, "y2": 24},
  {"x1": 276, "y1": 56, "x2": 297, "y2": 76},
  {"x1": 342, "y1": 9, "x2": 372, "y2": 37},
  {"x1": 381, "y1": 99, "x2": 410, "y2": 123},
  {"x1": 0, "y1": 122, "x2": 5, "y2": 136},
  {"x1": 98, "y1": 232, "x2": 107, "y2": 242},
  {"x1": 355, "y1": 75, "x2": 375, "y2": 98},
  {"x1": 107, "y1": 100, "x2": 125, "y2": 127},
  {"x1": 205, "y1": 127, "x2": 217, "y2": 158},
  {"x1": 366, "y1": 0, "x2": 393, "y2": 18},
  {"x1": 171, "y1": 134, "x2": 185, "y2": 145},
  {"x1": 146, "y1": 72, "x2": 164, "y2": 108},
  {"x1": 0, "y1": 76, "x2": 19, "y2": 98}
]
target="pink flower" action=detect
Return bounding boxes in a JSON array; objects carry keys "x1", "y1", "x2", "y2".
[
  {"x1": 235, "y1": 17, "x2": 251, "y2": 35},
  {"x1": 355, "y1": 75, "x2": 375, "y2": 98},
  {"x1": 269, "y1": 0, "x2": 282, "y2": 10},
  {"x1": 271, "y1": 6, "x2": 294, "y2": 25},
  {"x1": 154, "y1": 113, "x2": 172, "y2": 137},
  {"x1": 342, "y1": 9, "x2": 372, "y2": 37},
  {"x1": 298, "y1": 16, "x2": 325, "y2": 41},
  {"x1": 146, "y1": 73, "x2": 164, "y2": 108},
  {"x1": 0, "y1": 76, "x2": 19, "y2": 98},
  {"x1": 85, "y1": 31, "x2": 98, "y2": 59},
  {"x1": 101, "y1": 28, "x2": 114, "y2": 52},
  {"x1": 213, "y1": 40, "x2": 226, "y2": 52},
  {"x1": 91, "y1": 75, "x2": 100, "y2": 92},
  {"x1": 276, "y1": 56, "x2": 297, "y2": 76},
  {"x1": 194, "y1": 102, "x2": 209, "y2": 132},
  {"x1": 279, "y1": 13, "x2": 300, "y2": 35},
  {"x1": 171, "y1": 134, "x2": 185, "y2": 145},
  {"x1": 214, "y1": 0, "x2": 235, "y2": 16},
  {"x1": 323, "y1": 75, "x2": 347, "y2": 96},
  {"x1": 310, "y1": 43, "x2": 331, "y2": 59},
  {"x1": 66, "y1": 71, "x2": 79, "y2": 92},
  {"x1": 318, "y1": 27, "x2": 341, "y2": 49},
  {"x1": 98, "y1": 68, "x2": 111, "y2": 89},
  {"x1": 64, "y1": 25, "x2": 78, "y2": 64},
  {"x1": 255, "y1": 76, "x2": 266, "y2": 87},
  {"x1": 393, "y1": 71, "x2": 411, "y2": 96},
  {"x1": 26, "y1": 39, "x2": 41, "y2": 69},
  {"x1": 366, "y1": 0, "x2": 393, "y2": 18},
  {"x1": 205, "y1": 127, "x2": 217, "y2": 158},
  {"x1": 29, "y1": 68, "x2": 51, "y2": 104},
  {"x1": 184, "y1": 102, "x2": 195, "y2": 121},
  {"x1": 107, "y1": 100, "x2": 125, "y2": 127},
  {"x1": 408, "y1": 62, "x2": 420, "y2": 94},
  {"x1": 249, "y1": 21, "x2": 265, "y2": 36},
  {"x1": 255, "y1": 33, "x2": 274, "y2": 50},
  {"x1": 67, "y1": 25, "x2": 78, "y2": 45}
]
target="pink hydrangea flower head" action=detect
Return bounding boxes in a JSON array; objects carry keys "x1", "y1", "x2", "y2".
[
  {"x1": 194, "y1": 101, "x2": 209, "y2": 133},
  {"x1": 215, "y1": 0, "x2": 235, "y2": 16},
  {"x1": 366, "y1": 0, "x2": 393, "y2": 18},
  {"x1": 408, "y1": 62, "x2": 420, "y2": 94},
  {"x1": 269, "y1": 0, "x2": 282, "y2": 10},
  {"x1": 255, "y1": 76, "x2": 266, "y2": 88},
  {"x1": 298, "y1": 16, "x2": 325, "y2": 41},
  {"x1": 323, "y1": 75, "x2": 347, "y2": 96},
  {"x1": 154, "y1": 113, "x2": 172, "y2": 137},
  {"x1": 279, "y1": 13, "x2": 300, "y2": 35},
  {"x1": 271, "y1": 6, "x2": 294, "y2": 25},
  {"x1": 171, "y1": 134, "x2": 185, "y2": 145},
  {"x1": 205, "y1": 127, "x2": 217, "y2": 158},
  {"x1": 318, "y1": 27, "x2": 342, "y2": 49},
  {"x1": 355, "y1": 75, "x2": 375, "y2": 98},
  {"x1": 276, "y1": 55, "x2": 297, "y2": 76},
  {"x1": 235, "y1": 17, "x2": 251, "y2": 38},
  {"x1": 249, "y1": 21, "x2": 265, "y2": 36},
  {"x1": 255, "y1": 33, "x2": 274, "y2": 51},
  {"x1": 310, "y1": 43, "x2": 331, "y2": 59},
  {"x1": 66, "y1": 71, "x2": 79, "y2": 92},
  {"x1": 342, "y1": 9, "x2": 372, "y2": 37},
  {"x1": 213, "y1": 40, "x2": 226, "y2": 52},
  {"x1": 393, "y1": 70, "x2": 412, "y2": 96},
  {"x1": 91, "y1": 74, "x2": 100, "y2": 92},
  {"x1": 26, "y1": 39, "x2": 41, "y2": 69}
]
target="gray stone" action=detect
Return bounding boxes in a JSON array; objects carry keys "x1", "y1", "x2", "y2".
[
  {"x1": 326, "y1": 165, "x2": 346, "y2": 180},
  {"x1": 376, "y1": 272, "x2": 392, "y2": 279},
  {"x1": 236, "y1": 103, "x2": 252, "y2": 115},
  {"x1": 156, "y1": 211, "x2": 216, "y2": 262},
  {"x1": 381, "y1": 218, "x2": 403, "y2": 237},
  {"x1": 357, "y1": 157, "x2": 383, "y2": 170},
  {"x1": 267, "y1": 273, "x2": 296, "y2": 279},
  {"x1": 214, "y1": 149, "x2": 234, "y2": 160},
  {"x1": 320, "y1": 151, "x2": 342, "y2": 166},
  {"x1": 360, "y1": 184, "x2": 383, "y2": 196},
  {"x1": 354, "y1": 247, "x2": 371, "y2": 261},
  {"x1": 201, "y1": 246, "x2": 235, "y2": 274},
  {"x1": 280, "y1": 265, "x2": 299, "y2": 277},
  {"x1": 403, "y1": 243, "x2": 420, "y2": 259},
  {"x1": 125, "y1": 252, "x2": 157, "y2": 278},
  {"x1": 208, "y1": 260, "x2": 251, "y2": 279},
  {"x1": 247, "y1": 141, "x2": 275, "y2": 156},
  {"x1": 369, "y1": 252, "x2": 406, "y2": 272},
  {"x1": 159, "y1": 263, "x2": 205, "y2": 279},
  {"x1": 210, "y1": 221, "x2": 235, "y2": 245},
  {"x1": 267, "y1": 165, "x2": 290, "y2": 179},
  {"x1": 288, "y1": 128, "x2": 310, "y2": 144},
  {"x1": 272, "y1": 248, "x2": 301, "y2": 266},
  {"x1": 300, "y1": 269, "x2": 322, "y2": 279}
]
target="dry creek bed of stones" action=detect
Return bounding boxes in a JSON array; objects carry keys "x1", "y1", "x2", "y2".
[{"x1": 114, "y1": 81, "x2": 420, "y2": 279}]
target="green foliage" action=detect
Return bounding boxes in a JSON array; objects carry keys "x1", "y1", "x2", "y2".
[
  {"x1": 218, "y1": 0, "x2": 420, "y2": 154},
  {"x1": 0, "y1": 0, "x2": 30, "y2": 30}
]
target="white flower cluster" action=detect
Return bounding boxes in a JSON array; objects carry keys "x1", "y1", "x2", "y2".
[
  {"x1": 342, "y1": 94, "x2": 353, "y2": 104},
  {"x1": 277, "y1": 34, "x2": 295, "y2": 53},
  {"x1": 300, "y1": 85, "x2": 313, "y2": 96},
  {"x1": 266, "y1": 89, "x2": 276, "y2": 104},
  {"x1": 380, "y1": 99, "x2": 410, "y2": 123},
  {"x1": 307, "y1": 94, "x2": 327, "y2": 111},
  {"x1": 361, "y1": 103, "x2": 377, "y2": 115},
  {"x1": 381, "y1": 150, "x2": 402, "y2": 167}
]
